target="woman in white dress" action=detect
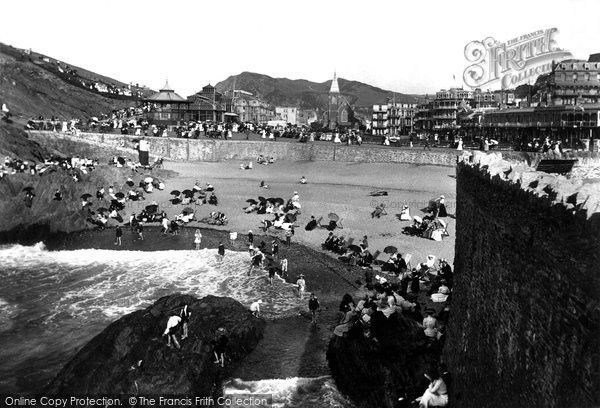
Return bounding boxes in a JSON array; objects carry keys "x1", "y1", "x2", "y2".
[
  {"x1": 417, "y1": 370, "x2": 448, "y2": 408},
  {"x1": 194, "y1": 229, "x2": 202, "y2": 250},
  {"x1": 456, "y1": 137, "x2": 463, "y2": 151}
]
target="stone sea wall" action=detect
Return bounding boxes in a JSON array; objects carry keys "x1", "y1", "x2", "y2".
[
  {"x1": 447, "y1": 153, "x2": 600, "y2": 408},
  {"x1": 28, "y1": 131, "x2": 463, "y2": 166}
]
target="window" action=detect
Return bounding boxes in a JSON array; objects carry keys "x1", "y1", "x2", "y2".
[{"x1": 573, "y1": 73, "x2": 578, "y2": 82}]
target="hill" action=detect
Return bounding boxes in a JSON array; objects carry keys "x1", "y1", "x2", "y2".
[
  {"x1": 215, "y1": 72, "x2": 418, "y2": 114},
  {"x1": 0, "y1": 42, "x2": 152, "y2": 124}
]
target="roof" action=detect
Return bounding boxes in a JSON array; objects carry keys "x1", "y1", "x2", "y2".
[
  {"x1": 146, "y1": 80, "x2": 186, "y2": 102},
  {"x1": 330, "y1": 72, "x2": 340, "y2": 94}
]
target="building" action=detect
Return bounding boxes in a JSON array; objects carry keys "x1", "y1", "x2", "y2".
[
  {"x1": 275, "y1": 107, "x2": 298, "y2": 125},
  {"x1": 143, "y1": 81, "x2": 189, "y2": 129},
  {"x1": 185, "y1": 84, "x2": 231, "y2": 123},
  {"x1": 544, "y1": 57, "x2": 600, "y2": 106},
  {"x1": 371, "y1": 101, "x2": 416, "y2": 135},
  {"x1": 230, "y1": 92, "x2": 276, "y2": 123},
  {"x1": 143, "y1": 82, "x2": 235, "y2": 130},
  {"x1": 297, "y1": 109, "x2": 318, "y2": 126},
  {"x1": 474, "y1": 55, "x2": 600, "y2": 149},
  {"x1": 323, "y1": 72, "x2": 354, "y2": 130}
]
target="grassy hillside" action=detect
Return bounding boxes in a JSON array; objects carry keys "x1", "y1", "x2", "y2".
[
  {"x1": 216, "y1": 71, "x2": 418, "y2": 112},
  {"x1": 0, "y1": 43, "x2": 148, "y2": 124}
]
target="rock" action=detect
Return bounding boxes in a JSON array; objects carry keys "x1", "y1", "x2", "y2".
[
  {"x1": 44, "y1": 294, "x2": 265, "y2": 396},
  {"x1": 327, "y1": 312, "x2": 436, "y2": 408}
]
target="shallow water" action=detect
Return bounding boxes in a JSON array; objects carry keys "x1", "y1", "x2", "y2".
[{"x1": 0, "y1": 243, "x2": 311, "y2": 393}]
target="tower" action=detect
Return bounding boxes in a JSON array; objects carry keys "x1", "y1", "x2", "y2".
[{"x1": 328, "y1": 71, "x2": 340, "y2": 129}]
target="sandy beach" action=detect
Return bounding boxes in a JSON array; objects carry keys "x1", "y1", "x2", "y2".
[{"x1": 117, "y1": 160, "x2": 456, "y2": 265}]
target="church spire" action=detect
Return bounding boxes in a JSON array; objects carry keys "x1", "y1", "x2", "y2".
[{"x1": 329, "y1": 71, "x2": 340, "y2": 94}]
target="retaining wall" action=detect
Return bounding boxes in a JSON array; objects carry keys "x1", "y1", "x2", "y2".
[
  {"x1": 446, "y1": 154, "x2": 600, "y2": 408},
  {"x1": 27, "y1": 131, "x2": 464, "y2": 166}
]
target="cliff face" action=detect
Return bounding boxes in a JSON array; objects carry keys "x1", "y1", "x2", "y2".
[
  {"x1": 327, "y1": 313, "x2": 436, "y2": 408},
  {"x1": 45, "y1": 294, "x2": 265, "y2": 396}
]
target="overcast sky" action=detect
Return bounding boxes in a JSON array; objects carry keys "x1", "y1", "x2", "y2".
[{"x1": 1, "y1": 0, "x2": 598, "y2": 96}]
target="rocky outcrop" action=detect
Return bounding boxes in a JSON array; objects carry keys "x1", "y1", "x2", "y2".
[
  {"x1": 45, "y1": 294, "x2": 265, "y2": 396},
  {"x1": 0, "y1": 123, "x2": 48, "y2": 161},
  {"x1": 0, "y1": 165, "x2": 176, "y2": 243},
  {"x1": 327, "y1": 312, "x2": 437, "y2": 408}
]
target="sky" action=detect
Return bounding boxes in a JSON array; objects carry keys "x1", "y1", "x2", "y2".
[{"x1": 1, "y1": 0, "x2": 599, "y2": 97}]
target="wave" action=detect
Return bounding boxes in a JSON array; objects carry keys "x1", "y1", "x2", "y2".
[
  {"x1": 0, "y1": 243, "x2": 307, "y2": 323},
  {"x1": 224, "y1": 376, "x2": 356, "y2": 408}
]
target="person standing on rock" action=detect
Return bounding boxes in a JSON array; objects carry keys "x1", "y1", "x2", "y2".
[
  {"x1": 280, "y1": 257, "x2": 288, "y2": 278},
  {"x1": 247, "y1": 230, "x2": 254, "y2": 245},
  {"x1": 308, "y1": 293, "x2": 320, "y2": 324},
  {"x1": 180, "y1": 305, "x2": 191, "y2": 340},
  {"x1": 250, "y1": 300, "x2": 262, "y2": 317},
  {"x1": 296, "y1": 274, "x2": 306, "y2": 299},
  {"x1": 162, "y1": 315, "x2": 182, "y2": 349},
  {"x1": 212, "y1": 327, "x2": 228, "y2": 367}
]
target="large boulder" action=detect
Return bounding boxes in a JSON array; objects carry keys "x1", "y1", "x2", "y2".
[
  {"x1": 327, "y1": 312, "x2": 437, "y2": 408},
  {"x1": 45, "y1": 294, "x2": 265, "y2": 396}
]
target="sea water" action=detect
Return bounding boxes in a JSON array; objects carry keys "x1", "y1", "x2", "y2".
[{"x1": 0, "y1": 243, "x2": 354, "y2": 407}]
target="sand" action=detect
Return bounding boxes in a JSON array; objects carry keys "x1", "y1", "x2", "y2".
[{"x1": 126, "y1": 160, "x2": 456, "y2": 265}]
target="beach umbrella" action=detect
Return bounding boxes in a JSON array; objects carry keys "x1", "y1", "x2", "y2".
[
  {"x1": 146, "y1": 204, "x2": 158, "y2": 213},
  {"x1": 115, "y1": 192, "x2": 125, "y2": 199},
  {"x1": 171, "y1": 198, "x2": 181, "y2": 205},
  {"x1": 183, "y1": 207, "x2": 194, "y2": 214},
  {"x1": 258, "y1": 196, "x2": 267, "y2": 202},
  {"x1": 246, "y1": 199, "x2": 258, "y2": 204},
  {"x1": 273, "y1": 198, "x2": 284, "y2": 206},
  {"x1": 117, "y1": 157, "x2": 125, "y2": 165},
  {"x1": 170, "y1": 190, "x2": 181, "y2": 196},
  {"x1": 80, "y1": 193, "x2": 92, "y2": 200},
  {"x1": 284, "y1": 213, "x2": 297, "y2": 223},
  {"x1": 144, "y1": 176, "x2": 153, "y2": 183},
  {"x1": 383, "y1": 246, "x2": 398, "y2": 254},
  {"x1": 182, "y1": 189, "x2": 194, "y2": 197},
  {"x1": 328, "y1": 212, "x2": 340, "y2": 222},
  {"x1": 348, "y1": 244, "x2": 362, "y2": 253},
  {"x1": 23, "y1": 186, "x2": 35, "y2": 192}
]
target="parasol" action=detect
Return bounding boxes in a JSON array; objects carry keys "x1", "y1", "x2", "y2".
[
  {"x1": 347, "y1": 244, "x2": 362, "y2": 253},
  {"x1": 96, "y1": 207, "x2": 108, "y2": 213},
  {"x1": 23, "y1": 186, "x2": 35, "y2": 192},
  {"x1": 383, "y1": 246, "x2": 398, "y2": 254},
  {"x1": 182, "y1": 189, "x2": 194, "y2": 197},
  {"x1": 258, "y1": 196, "x2": 267, "y2": 202},
  {"x1": 145, "y1": 204, "x2": 158, "y2": 213},
  {"x1": 183, "y1": 207, "x2": 194, "y2": 214},
  {"x1": 246, "y1": 199, "x2": 258, "y2": 204},
  {"x1": 117, "y1": 157, "x2": 125, "y2": 165},
  {"x1": 115, "y1": 192, "x2": 125, "y2": 199},
  {"x1": 328, "y1": 213, "x2": 340, "y2": 222},
  {"x1": 170, "y1": 190, "x2": 181, "y2": 196},
  {"x1": 273, "y1": 198, "x2": 284, "y2": 206},
  {"x1": 80, "y1": 193, "x2": 92, "y2": 200},
  {"x1": 126, "y1": 180, "x2": 134, "y2": 187}
]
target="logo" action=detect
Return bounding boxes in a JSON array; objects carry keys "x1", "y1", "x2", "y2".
[{"x1": 463, "y1": 28, "x2": 572, "y2": 89}]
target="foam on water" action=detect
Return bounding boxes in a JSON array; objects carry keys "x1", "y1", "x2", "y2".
[
  {"x1": 0, "y1": 243, "x2": 309, "y2": 393},
  {"x1": 1, "y1": 242, "x2": 306, "y2": 321},
  {"x1": 223, "y1": 376, "x2": 356, "y2": 408}
]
